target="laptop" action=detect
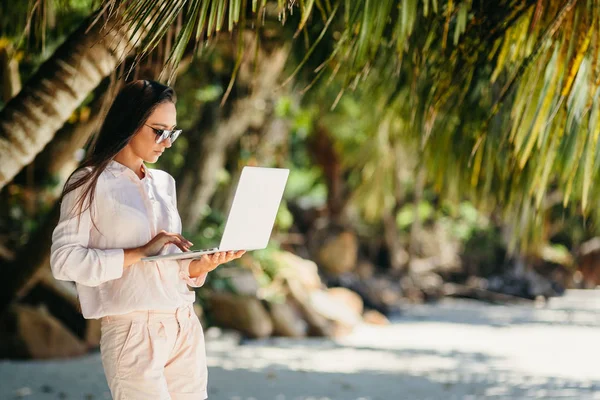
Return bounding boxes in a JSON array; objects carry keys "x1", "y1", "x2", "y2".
[{"x1": 141, "y1": 166, "x2": 290, "y2": 262}]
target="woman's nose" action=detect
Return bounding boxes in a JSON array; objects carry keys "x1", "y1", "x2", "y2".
[{"x1": 163, "y1": 137, "x2": 173, "y2": 148}]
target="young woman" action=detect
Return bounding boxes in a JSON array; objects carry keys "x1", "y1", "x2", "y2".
[{"x1": 50, "y1": 80, "x2": 244, "y2": 399}]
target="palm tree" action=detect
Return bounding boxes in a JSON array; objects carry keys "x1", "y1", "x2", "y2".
[
  {"x1": 90, "y1": 1, "x2": 600, "y2": 241},
  {"x1": 0, "y1": 8, "x2": 144, "y2": 189},
  {"x1": 5, "y1": 0, "x2": 597, "y2": 222}
]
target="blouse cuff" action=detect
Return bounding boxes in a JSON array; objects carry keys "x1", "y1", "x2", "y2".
[
  {"x1": 178, "y1": 259, "x2": 208, "y2": 288},
  {"x1": 99, "y1": 248, "x2": 125, "y2": 281}
]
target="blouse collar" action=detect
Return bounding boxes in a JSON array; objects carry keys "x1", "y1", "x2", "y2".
[{"x1": 106, "y1": 160, "x2": 152, "y2": 180}]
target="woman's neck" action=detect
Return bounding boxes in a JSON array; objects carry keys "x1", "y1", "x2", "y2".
[{"x1": 113, "y1": 151, "x2": 145, "y2": 179}]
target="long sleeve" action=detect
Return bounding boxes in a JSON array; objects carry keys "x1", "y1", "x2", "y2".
[
  {"x1": 167, "y1": 174, "x2": 208, "y2": 288},
  {"x1": 178, "y1": 258, "x2": 208, "y2": 287},
  {"x1": 50, "y1": 173, "x2": 125, "y2": 287}
]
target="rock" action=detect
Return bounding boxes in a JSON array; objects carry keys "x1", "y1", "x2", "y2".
[
  {"x1": 578, "y1": 237, "x2": 600, "y2": 288},
  {"x1": 324, "y1": 273, "x2": 402, "y2": 315},
  {"x1": 400, "y1": 276, "x2": 425, "y2": 303},
  {"x1": 268, "y1": 300, "x2": 308, "y2": 337},
  {"x1": 363, "y1": 309, "x2": 390, "y2": 325},
  {"x1": 85, "y1": 319, "x2": 101, "y2": 349},
  {"x1": 225, "y1": 268, "x2": 260, "y2": 296},
  {"x1": 193, "y1": 303, "x2": 207, "y2": 329},
  {"x1": 275, "y1": 251, "x2": 322, "y2": 291},
  {"x1": 524, "y1": 269, "x2": 555, "y2": 299},
  {"x1": 193, "y1": 303, "x2": 204, "y2": 319},
  {"x1": 409, "y1": 257, "x2": 441, "y2": 275},
  {"x1": 364, "y1": 276, "x2": 404, "y2": 310},
  {"x1": 416, "y1": 224, "x2": 462, "y2": 271},
  {"x1": 208, "y1": 293, "x2": 273, "y2": 338},
  {"x1": 285, "y1": 280, "x2": 331, "y2": 337},
  {"x1": 317, "y1": 231, "x2": 358, "y2": 276},
  {"x1": 327, "y1": 287, "x2": 364, "y2": 316},
  {"x1": 0, "y1": 304, "x2": 87, "y2": 359},
  {"x1": 356, "y1": 260, "x2": 375, "y2": 280},
  {"x1": 413, "y1": 272, "x2": 445, "y2": 300},
  {"x1": 309, "y1": 290, "x2": 362, "y2": 331}
]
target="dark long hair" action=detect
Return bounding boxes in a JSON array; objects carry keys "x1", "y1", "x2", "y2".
[{"x1": 61, "y1": 80, "x2": 177, "y2": 220}]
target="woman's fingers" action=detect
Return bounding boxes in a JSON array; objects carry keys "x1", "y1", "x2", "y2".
[
  {"x1": 162, "y1": 232, "x2": 192, "y2": 251},
  {"x1": 176, "y1": 234, "x2": 193, "y2": 248},
  {"x1": 225, "y1": 250, "x2": 245, "y2": 261},
  {"x1": 198, "y1": 250, "x2": 246, "y2": 269},
  {"x1": 170, "y1": 239, "x2": 189, "y2": 252},
  {"x1": 169, "y1": 233, "x2": 192, "y2": 248},
  {"x1": 220, "y1": 250, "x2": 244, "y2": 263}
]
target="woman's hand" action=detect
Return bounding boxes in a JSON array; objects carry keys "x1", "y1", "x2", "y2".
[
  {"x1": 189, "y1": 250, "x2": 246, "y2": 277},
  {"x1": 141, "y1": 230, "x2": 193, "y2": 256},
  {"x1": 124, "y1": 230, "x2": 193, "y2": 267}
]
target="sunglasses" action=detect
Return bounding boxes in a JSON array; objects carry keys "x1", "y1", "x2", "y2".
[{"x1": 145, "y1": 124, "x2": 182, "y2": 144}]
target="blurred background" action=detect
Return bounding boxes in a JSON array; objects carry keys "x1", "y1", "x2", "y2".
[{"x1": 2, "y1": 0, "x2": 600, "y2": 399}]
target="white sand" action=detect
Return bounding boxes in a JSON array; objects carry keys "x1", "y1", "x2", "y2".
[{"x1": 2, "y1": 290, "x2": 600, "y2": 400}]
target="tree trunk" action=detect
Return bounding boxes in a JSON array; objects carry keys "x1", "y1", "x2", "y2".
[
  {"x1": 20, "y1": 267, "x2": 86, "y2": 340},
  {"x1": 33, "y1": 76, "x2": 118, "y2": 195},
  {"x1": 220, "y1": 117, "x2": 290, "y2": 214},
  {"x1": 177, "y1": 39, "x2": 288, "y2": 233},
  {"x1": 0, "y1": 77, "x2": 122, "y2": 319},
  {"x1": 308, "y1": 125, "x2": 349, "y2": 226},
  {"x1": 0, "y1": 9, "x2": 145, "y2": 190},
  {"x1": 384, "y1": 143, "x2": 411, "y2": 273},
  {"x1": 409, "y1": 164, "x2": 426, "y2": 258}
]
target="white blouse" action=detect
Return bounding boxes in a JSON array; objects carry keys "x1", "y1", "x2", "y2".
[{"x1": 50, "y1": 160, "x2": 206, "y2": 319}]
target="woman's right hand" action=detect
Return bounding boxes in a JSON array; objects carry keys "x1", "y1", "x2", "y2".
[{"x1": 140, "y1": 230, "x2": 194, "y2": 257}]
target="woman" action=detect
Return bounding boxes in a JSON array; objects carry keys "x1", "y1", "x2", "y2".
[{"x1": 50, "y1": 80, "x2": 244, "y2": 399}]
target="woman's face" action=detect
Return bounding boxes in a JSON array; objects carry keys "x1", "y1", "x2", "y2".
[{"x1": 128, "y1": 101, "x2": 177, "y2": 163}]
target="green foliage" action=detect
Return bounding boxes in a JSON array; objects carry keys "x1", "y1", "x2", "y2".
[
  {"x1": 396, "y1": 201, "x2": 435, "y2": 231},
  {"x1": 438, "y1": 201, "x2": 490, "y2": 243},
  {"x1": 183, "y1": 206, "x2": 226, "y2": 250},
  {"x1": 284, "y1": 168, "x2": 327, "y2": 203},
  {"x1": 275, "y1": 200, "x2": 294, "y2": 231},
  {"x1": 395, "y1": 196, "x2": 489, "y2": 243},
  {"x1": 8, "y1": 0, "x2": 600, "y2": 265},
  {"x1": 1, "y1": 0, "x2": 94, "y2": 52}
]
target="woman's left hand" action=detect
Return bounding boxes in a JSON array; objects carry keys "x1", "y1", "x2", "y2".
[{"x1": 189, "y1": 250, "x2": 246, "y2": 277}]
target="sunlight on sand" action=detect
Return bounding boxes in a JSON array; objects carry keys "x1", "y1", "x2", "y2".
[{"x1": 2, "y1": 293, "x2": 600, "y2": 399}]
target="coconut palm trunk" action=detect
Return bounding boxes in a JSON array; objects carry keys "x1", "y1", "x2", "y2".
[
  {"x1": 177, "y1": 39, "x2": 288, "y2": 233},
  {"x1": 0, "y1": 10, "x2": 144, "y2": 190}
]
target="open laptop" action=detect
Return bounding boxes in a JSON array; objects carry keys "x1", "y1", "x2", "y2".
[{"x1": 141, "y1": 166, "x2": 290, "y2": 262}]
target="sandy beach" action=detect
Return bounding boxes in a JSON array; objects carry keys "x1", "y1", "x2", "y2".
[{"x1": 2, "y1": 290, "x2": 600, "y2": 400}]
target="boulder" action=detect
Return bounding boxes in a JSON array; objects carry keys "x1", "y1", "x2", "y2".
[
  {"x1": 309, "y1": 290, "x2": 362, "y2": 337},
  {"x1": 356, "y1": 260, "x2": 376, "y2": 280},
  {"x1": 85, "y1": 318, "x2": 101, "y2": 349},
  {"x1": 308, "y1": 290, "x2": 361, "y2": 326},
  {"x1": 364, "y1": 276, "x2": 404, "y2": 310},
  {"x1": 193, "y1": 303, "x2": 207, "y2": 329},
  {"x1": 413, "y1": 272, "x2": 445, "y2": 300},
  {"x1": 275, "y1": 251, "x2": 322, "y2": 291},
  {"x1": 327, "y1": 287, "x2": 364, "y2": 316},
  {"x1": 284, "y1": 280, "x2": 331, "y2": 337},
  {"x1": 268, "y1": 300, "x2": 308, "y2": 337},
  {"x1": 324, "y1": 273, "x2": 402, "y2": 315},
  {"x1": 208, "y1": 293, "x2": 273, "y2": 338},
  {"x1": 225, "y1": 268, "x2": 260, "y2": 296},
  {"x1": 0, "y1": 304, "x2": 87, "y2": 359},
  {"x1": 577, "y1": 237, "x2": 600, "y2": 288},
  {"x1": 317, "y1": 231, "x2": 358, "y2": 276},
  {"x1": 363, "y1": 309, "x2": 390, "y2": 325}
]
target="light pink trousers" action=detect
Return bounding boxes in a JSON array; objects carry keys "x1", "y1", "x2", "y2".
[{"x1": 100, "y1": 304, "x2": 208, "y2": 400}]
